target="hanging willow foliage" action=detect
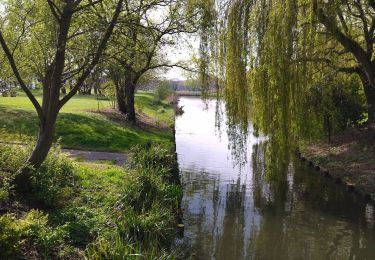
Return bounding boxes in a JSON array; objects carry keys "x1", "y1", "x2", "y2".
[
  {"x1": 249, "y1": 0, "x2": 315, "y2": 176},
  {"x1": 197, "y1": 0, "x2": 371, "y2": 176},
  {"x1": 194, "y1": 0, "x2": 325, "y2": 173}
]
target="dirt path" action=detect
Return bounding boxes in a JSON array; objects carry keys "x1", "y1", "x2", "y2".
[
  {"x1": 0, "y1": 141, "x2": 127, "y2": 166},
  {"x1": 63, "y1": 149, "x2": 127, "y2": 166}
]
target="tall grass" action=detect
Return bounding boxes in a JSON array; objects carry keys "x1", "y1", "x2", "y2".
[{"x1": 0, "y1": 142, "x2": 181, "y2": 259}]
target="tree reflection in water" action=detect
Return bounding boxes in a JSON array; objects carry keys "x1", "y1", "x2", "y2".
[{"x1": 175, "y1": 97, "x2": 375, "y2": 260}]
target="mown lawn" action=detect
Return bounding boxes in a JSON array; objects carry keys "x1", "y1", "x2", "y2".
[{"x1": 0, "y1": 91, "x2": 174, "y2": 152}]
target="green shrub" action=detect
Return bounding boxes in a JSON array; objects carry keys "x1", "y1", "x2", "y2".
[
  {"x1": 125, "y1": 143, "x2": 182, "y2": 209},
  {"x1": 155, "y1": 81, "x2": 171, "y2": 102},
  {"x1": 31, "y1": 146, "x2": 77, "y2": 207},
  {"x1": 128, "y1": 143, "x2": 176, "y2": 172},
  {"x1": 84, "y1": 143, "x2": 183, "y2": 258},
  {"x1": 21, "y1": 210, "x2": 67, "y2": 258},
  {"x1": 0, "y1": 171, "x2": 14, "y2": 204},
  {"x1": 0, "y1": 144, "x2": 28, "y2": 172},
  {"x1": 85, "y1": 235, "x2": 137, "y2": 260},
  {"x1": 0, "y1": 143, "x2": 180, "y2": 259},
  {"x1": 0, "y1": 144, "x2": 76, "y2": 207},
  {"x1": 121, "y1": 169, "x2": 181, "y2": 214},
  {"x1": 0, "y1": 145, "x2": 28, "y2": 204},
  {"x1": 0, "y1": 210, "x2": 67, "y2": 259},
  {"x1": 308, "y1": 75, "x2": 366, "y2": 139},
  {"x1": 136, "y1": 102, "x2": 145, "y2": 113},
  {"x1": 0, "y1": 214, "x2": 23, "y2": 258},
  {"x1": 331, "y1": 78, "x2": 366, "y2": 128},
  {"x1": 57, "y1": 206, "x2": 105, "y2": 245}
]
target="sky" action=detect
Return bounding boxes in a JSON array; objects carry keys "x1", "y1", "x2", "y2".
[
  {"x1": 164, "y1": 36, "x2": 199, "y2": 80},
  {"x1": 149, "y1": 5, "x2": 200, "y2": 81}
]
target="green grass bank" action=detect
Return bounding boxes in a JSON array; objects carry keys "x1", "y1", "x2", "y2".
[
  {"x1": 0, "y1": 90, "x2": 182, "y2": 258},
  {"x1": 0, "y1": 91, "x2": 174, "y2": 152},
  {"x1": 0, "y1": 142, "x2": 181, "y2": 259}
]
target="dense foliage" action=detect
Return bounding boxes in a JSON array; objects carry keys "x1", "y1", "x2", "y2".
[
  {"x1": 0, "y1": 143, "x2": 181, "y2": 259},
  {"x1": 194, "y1": 0, "x2": 373, "y2": 169}
]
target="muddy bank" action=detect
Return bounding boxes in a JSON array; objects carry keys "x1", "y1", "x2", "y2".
[{"x1": 300, "y1": 125, "x2": 375, "y2": 201}]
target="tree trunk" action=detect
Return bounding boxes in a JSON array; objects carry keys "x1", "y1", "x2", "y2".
[
  {"x1": 358, "y1": 69, "x2": 375, "y2": 124},
  {"x1": 15, "y1": 114, "x2": 57, "y2": 193},
  {"x1": 122, "y1": 69, "x2": 138, "y2": 123},
  {"x1": 116, "y1": 81, "x2": 127, "y2": 114},
  {"x1": 28, "y1": 120, "x2": 56, "y2": 167},
  {"x1": 125, "y1": 78, "x2": 136, "y2": 123},
  {"x1": 1, "y1": 0, "x2": 124, "y2": 194},
  {"x1": 94, "y1": 84, "x2": 99, "y2": 95}
]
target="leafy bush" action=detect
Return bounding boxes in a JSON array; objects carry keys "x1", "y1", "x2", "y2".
[
  {"x1": 0, "y1": 214, "x2": 23, "y2": 258},
  {"x1": 308, "y1": 75, "x2": 366, "y2": 139},
  {"x1": 21, "y1": 210, "x2": 67, "y2": 258},
  {"x1": 0, "y1": 144, "x2": 76, "y2": 207},
  {"x1": 126, "y1": 143, "x2": 182, "y2": 207},
  {"x1": 0, "y1": 143, "x2": 180, "y2": 259},
  {"x1": 116, "y1": 203, "x2": 175, "y2": 244},
  {"x1": 86, "y1": 143, "x2": 181, "y2": 259},
  {"x1": 0, "y1": 210, "x2": 66, "y2": 259},
  {"x1": 0, "y1": 173, "x2": 13, "y2": 204},
  {"x1": 136, "y1": 102, "x2": 145, "y2": 113},
  {"x1": 86, "y1": 233, "x2": 172, "y2": 260},
  {"x1": 331, "y1": 77, "x2": 366, "y2": 128},
  {"x1": 155, "y1": 81, "x2": 172, "y2": 102},
  {"x1": 56, "y1": 206, "x2": 105, "y2": 246},
  {"x1": 0, "y1": 144, "x2": 28, "y2": 172},
  {"x1": 0, "y1": 145, "x2": 28, "y2": 204},
  {"x1": 30, "y1": 146, "x2": 77, "y2": 207}
]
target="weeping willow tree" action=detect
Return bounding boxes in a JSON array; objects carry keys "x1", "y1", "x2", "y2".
[
  {"x1": 195, "y1": 0, "x2": 373, "y2": 178},
  {"x1": 248, "y1": 0, "x2": 316, "y2": 177}
]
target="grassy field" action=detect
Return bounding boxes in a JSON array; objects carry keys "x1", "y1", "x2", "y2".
[
  {"x1": 0, "y1": 91, "x2": 174, "y2": 152},
  {"x1": 0, "y1": 91, "x2": 180, "y2": 258}
]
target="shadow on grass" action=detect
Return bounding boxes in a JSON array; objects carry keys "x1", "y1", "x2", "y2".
[{"x1": 0, "y1": 106, "x2": 172, "y2": 152}]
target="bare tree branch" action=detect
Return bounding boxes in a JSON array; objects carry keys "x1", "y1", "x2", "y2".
[
  {"x1": 47, "y1": 0, "x2": 62, "y2": 21},
  {"x1": 59, "y1": 0, "x2": 124, "y2": 109},
  {"x1": 74, "y1": 0, "x2": 104, "y2": 13},
  {"x1": 0, "y1": 31, "x2": 43, "y2": 120}
]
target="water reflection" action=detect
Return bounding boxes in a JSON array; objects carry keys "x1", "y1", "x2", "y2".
[{"x1": 175, "y1": 97, "x2": 375, "y2": 260}]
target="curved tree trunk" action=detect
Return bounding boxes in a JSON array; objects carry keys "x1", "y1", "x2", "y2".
[
  {"x1": 358, "y1": 69, "x2": 375, "y2": 124},
  {"x1": 15, "y1": 112, "x2": 57, "y2": 192},
  {"x1": 28, "y1": 118, "x2": 57, "y2": 167}
]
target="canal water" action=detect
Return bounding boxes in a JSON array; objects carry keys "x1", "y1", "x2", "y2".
[{"x1": 175, "y1": 97, "x2": 375, "y2": 260}]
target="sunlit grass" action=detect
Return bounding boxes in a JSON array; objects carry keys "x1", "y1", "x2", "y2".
[
  {"x1": 0, "y1": 91, "x2": 174, "y2": 151},
  {"x1": 0, "y1": 143, "x2": 179, "y2": 259}
]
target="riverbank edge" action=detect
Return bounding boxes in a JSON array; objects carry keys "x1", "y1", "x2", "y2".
[
  {"x1": 171, "y1": 96, "x2": 184, "y2": 232},
  {"x1": 294, "y1": 149, "x2": 373, "y2": 201},
  {"x1": 295, "y1": 126, "x2": 375, "y2": 203}
]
